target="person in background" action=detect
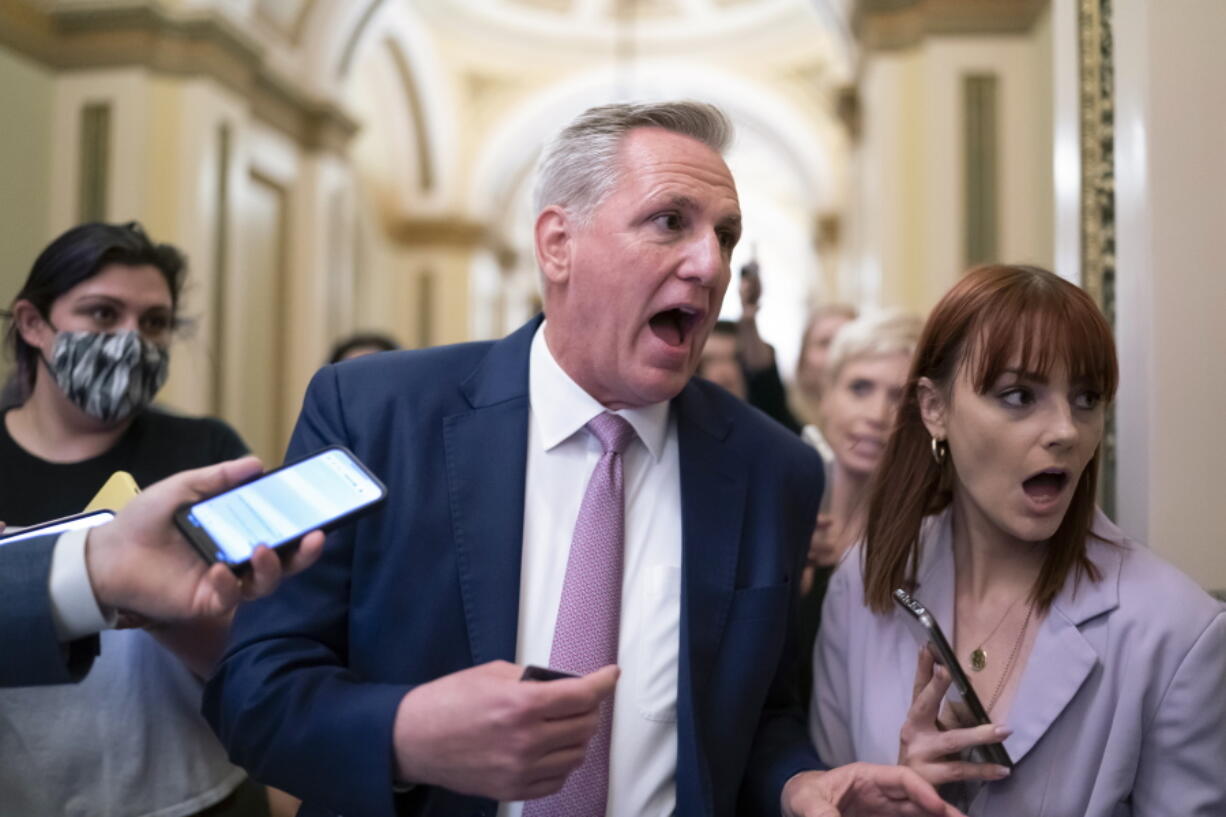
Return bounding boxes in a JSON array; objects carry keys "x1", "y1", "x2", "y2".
[
  {"x1": 811, "y1": 265, "x2": 1225, "y2": 816},
  {"x1": 792, "y1": 302, "x2": 858, "y2": 454},
  {"x1": 0, "y1": 456, "x2": 323, "y2": 688},
  {"x1": 696, "y1": 261, "x2": 801, "y2": 432},
  {"x1": 696, "y1": 320, "x2": 747, "y2": 399},
  {"x1": 795, "y1": 309, "x2": 921, "y2": 712},
  {"x1": 328, "y1": 331, "x2": 400, "y2": 364},
  {"x1": 0, "y1": 222, "x2": 266, "y2": 816}
]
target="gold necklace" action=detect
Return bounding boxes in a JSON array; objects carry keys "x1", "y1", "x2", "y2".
[
  {"x1": 968, "y1": 593, "x2": 1028, "y2": 672},
  {"x1": 984, "y1": 600, "x2": 1036, "y2": 714}
]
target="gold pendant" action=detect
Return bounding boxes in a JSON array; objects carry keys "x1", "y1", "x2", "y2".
[{"x1": 970, "y1": 648, "x2": 987, "y2": 672}]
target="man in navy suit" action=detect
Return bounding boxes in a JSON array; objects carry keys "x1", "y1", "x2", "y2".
[{"x1": 204, "y1": 102, "x2": 956, "y2": 817}]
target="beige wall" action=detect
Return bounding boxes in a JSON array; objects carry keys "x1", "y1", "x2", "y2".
[
  {"x1": 1114, "y1": 0, "x2": 1226, "y2": 589},
  {"x1": 0, "y1": 45, "x2": 54, "y2": 368},
  {"x1": 853, "y1": 11, "x2": 1054, "y2": 315}
]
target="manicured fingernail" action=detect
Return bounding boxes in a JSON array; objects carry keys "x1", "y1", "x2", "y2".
[
  {"x1": 994, "y1": 726, "x2": 1013, "y2": 738},
  {"x1": 994, "y1": 766, "x2": 1011, "y2": 778}
]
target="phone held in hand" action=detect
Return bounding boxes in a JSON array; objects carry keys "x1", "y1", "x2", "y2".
[
  {"x1": 892, "y1": 588, "x2": 1013, "y2": 768},
  {"x1": 0, "y1": 509, "x2": 116, "y2": 546},
  {"x1": 521, "y1": 665, "x2": 578, "y2": 682},
  {"x1": 174, "y1": 445, "x2": 387, "y2": 572}
]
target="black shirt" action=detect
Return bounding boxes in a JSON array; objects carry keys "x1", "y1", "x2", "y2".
[{"x1": 0, "y1": 407, "x2": 248, "y2": 526}]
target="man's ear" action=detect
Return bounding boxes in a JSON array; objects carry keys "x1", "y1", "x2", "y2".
[
  {"x1": 916, "y1": 376, "x2": 948, "y2": 441},
  {"x1": 12, "y1": 299, "x2": 53, "y2": 351},
  {"x1": 534, "y1": 205, "x2": 573, "y2": 287}
]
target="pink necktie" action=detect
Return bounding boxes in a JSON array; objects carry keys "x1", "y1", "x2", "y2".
[{"x1": 524, "y1": 412, "x2": 636, "y2": 817}]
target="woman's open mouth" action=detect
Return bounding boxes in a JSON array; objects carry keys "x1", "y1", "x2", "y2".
[
  {"x1": 1022, "y1": 468, "x2": 1069, "y2": 508},
  {"x1": 648, "y1": 306, "x2": 703, "y2": 348}
]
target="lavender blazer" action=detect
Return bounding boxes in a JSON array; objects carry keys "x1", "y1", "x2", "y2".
[{"x1": 810, "y1": 509, "x2": 1226, "y2": 817}]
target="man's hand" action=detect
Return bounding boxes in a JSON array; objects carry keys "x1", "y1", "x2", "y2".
[
  {"x1": 782, "y1": 764, "x2": 966, "y2": 817},
  {"x1": 84, "y1": 456, "x2": 325, "y2": 622},
  {"x1": 393, "y1": 661, "x2": 619, "y2": 801}
]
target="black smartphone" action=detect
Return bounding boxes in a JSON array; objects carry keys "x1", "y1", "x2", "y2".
[
  {"x1": 521, "y1": 665, "x2": 578, "y2": 682},
  {"x1": 892, "y1": 588, "x2": 1013, "y2": 768},
  {"x1": 0, "y1": 509, "x2": 115, "y2": 546},
  {"x1": 174, "y1": 445, "x2": 386, "y2": 571}
]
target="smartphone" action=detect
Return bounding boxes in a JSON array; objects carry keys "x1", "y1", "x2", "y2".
[
  {"x1": 84, "y1": 470, "x2": 141, "y2": 512},
  {"x1": 174, "y1": 445, "x2": 386, "y2": 570},
  {"x1": 0, "y1": 509, "x2": 115, "y2": 546},
  {"x1": 892, "y1": 588, "x2": 1013, "y2": 768},
  {"x1": 521, "y1": 665, "x2": 578, "y2": 682}
]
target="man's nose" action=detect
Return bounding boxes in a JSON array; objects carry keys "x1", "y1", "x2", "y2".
[{"x1": 679, "y1": 231, "x2": 727, "y2": 286}]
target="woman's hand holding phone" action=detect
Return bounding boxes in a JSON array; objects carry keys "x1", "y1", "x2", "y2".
[{"x1": 898, "y1": 647, "x2": 1013, "y2": 786}]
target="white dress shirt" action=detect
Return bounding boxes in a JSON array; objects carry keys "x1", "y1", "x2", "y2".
[
  {"x1": 49, "y1": 527, "x2": 116, "y2": 640},
  {"x1": 499, "y1": 324, "x2": 682, "y2": 817}
]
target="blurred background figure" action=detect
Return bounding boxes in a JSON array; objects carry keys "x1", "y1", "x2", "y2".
[
  {"x1": 697, "y1": 260, "x2": 802, "y2": 432},
  {"x1": 0, "y1": 222, "x2": 269, "y2": 817},
  {"x1": 327, "y1": 331, "x2": 400, "y2": 364},
  {"x1": 796, "y1": 308, "x2": 922, "y2": 713},
  {"x1": 792, "y1": 303, "x2": 858, "y2": 447},
  {"x1": 698, "y1": 321, "x2": 748, "y2": 400}
]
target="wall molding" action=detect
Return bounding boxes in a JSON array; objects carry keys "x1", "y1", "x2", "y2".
[
  {"x1": 854, "y1": 0, "x2": 1048, "y2": 50},
  {"x1": 0, "y1": 0, "x2": 358, "y2": 153}
]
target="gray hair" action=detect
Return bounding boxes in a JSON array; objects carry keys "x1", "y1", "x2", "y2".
[
  {"x1": 825, "y1": 309, "x2": 924, "y2": 389},
  {"x1": 532, "y1": 100, "x2": 733, "y2": 221}
]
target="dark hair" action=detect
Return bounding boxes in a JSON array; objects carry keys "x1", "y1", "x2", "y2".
[
  {"x1": 861, "y1": 264, "x2": 1119, "y2": 614},
  {"x1": 710, "y1": 320, "x2": 738, "y2": 337},
  {"x1": 3, "y1": 221, "x2": 186, "y2": 397},
  {"x1": 328, "y1": 332, "x2": 400, "y2": 364}
]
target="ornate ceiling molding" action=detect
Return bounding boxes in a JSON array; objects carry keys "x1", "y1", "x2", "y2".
[
  {"x1": 0, "y1": 0, "x2": 357, "y2": 153},
  {"x1": 854, "y1": 0, "x2": 1048, "y2": 50}
]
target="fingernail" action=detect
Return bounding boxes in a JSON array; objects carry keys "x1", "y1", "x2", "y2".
[
  {"x1": 994, "y1": 726, "x2": 1013, "y2": 738},
  {"x1": 994, "y1": 766, "x2": 1011, "y2": 778}
]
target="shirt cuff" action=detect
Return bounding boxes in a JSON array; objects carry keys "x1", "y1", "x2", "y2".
[{"x1": 49, "y1": 528, "x2": 118, "y2": 641}]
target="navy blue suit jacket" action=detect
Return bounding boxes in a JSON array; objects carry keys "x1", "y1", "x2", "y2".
[
  {"x1": 205, "y1": 318, "x2": 824, "y2": 817},
  {"x1": 0, "y1": 535, "x2": 99, "y2": 687}
]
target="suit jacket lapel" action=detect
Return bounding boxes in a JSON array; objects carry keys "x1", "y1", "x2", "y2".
[
  {"x1": 673, "y1": 383, "x2": 745, "y2": 815},
  {"x1": 442, "y1": 318, "x2": 539, "y2": 666},
  {"x1": 1003, "y1": 516, "x2": 1123, "y2": 763},
  {"x1": 917, "y1": 509, "x2": 1124, "y2": 765}
]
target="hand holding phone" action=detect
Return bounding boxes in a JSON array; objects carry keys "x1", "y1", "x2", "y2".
[
  {"x1": 175, "y1": 446, "x2": 386, "y2": 571},
  {"x1": 892, "y1": 588, "x2": 1013, "y2": 781}
]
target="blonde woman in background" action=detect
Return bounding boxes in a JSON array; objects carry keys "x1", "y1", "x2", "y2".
[
  {"x1": 792, "y1": 303, "x2": 857, "y2": 454},
  {"x1": 796, "y1": 309, "x2": 922, "y2": 711}
]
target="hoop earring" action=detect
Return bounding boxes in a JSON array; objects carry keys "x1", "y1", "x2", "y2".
[{"x1": 931, "y1": 437, "x2": 947, "y2": 466}]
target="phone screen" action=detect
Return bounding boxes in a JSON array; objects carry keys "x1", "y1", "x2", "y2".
[
  {"x1": 179, "y1": 447, "x2": 384, "y2": 565},
  {"x1": 0, "y1": 510, "x2": 115, "y2": 546}
]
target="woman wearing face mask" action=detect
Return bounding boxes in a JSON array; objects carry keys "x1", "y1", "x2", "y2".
[
  {"x1": 796, "y1": 310, "x2": 921, "y2": 712},
  {"x1": 809, "y1": 265, "x2": 1225, "y2": 816},
  {"x1": 0, "y1": 223, "x2": 267, "y2": 816}
]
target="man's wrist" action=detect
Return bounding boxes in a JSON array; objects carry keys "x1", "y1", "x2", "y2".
[{"x1": 50, "y1": 528, "x2": 118, "y2": 640}]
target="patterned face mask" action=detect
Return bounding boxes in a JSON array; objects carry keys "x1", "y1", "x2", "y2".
[{"x1": 45, "y1": 329, "x2": 170, "y2": 423}]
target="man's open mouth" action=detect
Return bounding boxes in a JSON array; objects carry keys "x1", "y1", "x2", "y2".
[{"x1": 648, "y1": 306, "x2": 703, "y2": 348}]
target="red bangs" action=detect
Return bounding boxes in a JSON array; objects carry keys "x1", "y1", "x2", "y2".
[{"x1": 939, "y1": 266, "x2": 1119, "y2": 400}]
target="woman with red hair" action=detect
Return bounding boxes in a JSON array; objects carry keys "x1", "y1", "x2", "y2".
[{"x1": 809, "y1": 265, "x2": 1225, "y2": 816}]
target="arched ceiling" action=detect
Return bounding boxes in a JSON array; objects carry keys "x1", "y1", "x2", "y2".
[{"x1": 408, "y1": 0, "x2": 854, "y2": 63}]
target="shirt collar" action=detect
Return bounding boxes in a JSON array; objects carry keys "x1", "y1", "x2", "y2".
[{"x1": 529, "y1": 322, "x2": 670, "y2": 461}]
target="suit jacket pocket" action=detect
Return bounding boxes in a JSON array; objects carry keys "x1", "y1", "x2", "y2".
[{"x1": 726, "y1": 581, "x2": 791, "y2": 622}]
